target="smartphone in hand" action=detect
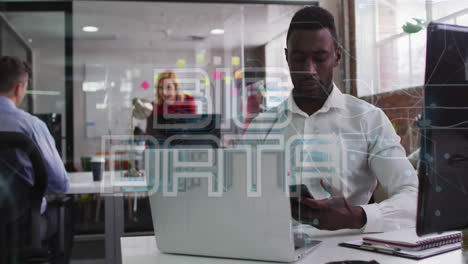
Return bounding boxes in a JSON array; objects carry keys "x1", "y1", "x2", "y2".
[
  {"x1": 289, "y1": 184, "x2": 314, "y2": 199},
  {"x1": 289, "y1": 184, "x2": 314, "y2": 223}
]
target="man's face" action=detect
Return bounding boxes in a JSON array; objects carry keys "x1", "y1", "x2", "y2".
[{"x1": 285, "y1": 28, "x2": 341, "y2": 99}]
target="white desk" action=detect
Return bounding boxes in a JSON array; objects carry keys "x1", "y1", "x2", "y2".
[
  {"x1": 68, "y1": 171, "x2": 148, "y2": 264},
  {"x1": 121, "y1": 233, "x2": 467, "y2": 264},
  {"x1": 68, "y1": 171, "x2": 147, "y2": 194}
]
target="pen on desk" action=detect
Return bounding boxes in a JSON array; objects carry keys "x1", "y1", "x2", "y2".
[
  {"x1": 361, "y1": 244, "x2": 400, "y2": 255},
  {"x1": 363, "y1": 242, "x2": 401, "y2": 251}
]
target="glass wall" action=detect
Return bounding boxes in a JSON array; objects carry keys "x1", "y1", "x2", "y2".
[
  {"x1": 0, "y1": 14, "x2": 33, "y2": 111},
  {"x1": 72, "y1": 1, "x2": 306, "y2": 168},
  {"x1": 1, "y1": 10, "x2": 68, "y2": 157},
  {"x1": 71, "y1": 0, "x2": 307, "y2": 235},
  {"x1": 1, "y1": 2, "x2": 314, "y2": 263}
]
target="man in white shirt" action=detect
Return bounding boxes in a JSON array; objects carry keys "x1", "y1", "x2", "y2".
[{"x1": 245, "y1": 6, "x2": 418, "y2": 233}]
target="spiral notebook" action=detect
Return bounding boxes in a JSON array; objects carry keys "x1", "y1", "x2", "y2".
[
  {"x1": 363, "y1": 229, "x2": 462, "y2": 251},
  {"x1": 339, "y1": 229, "x2": 462, "y2": 260}
]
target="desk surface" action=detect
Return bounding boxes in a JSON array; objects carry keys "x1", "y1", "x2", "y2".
[
  {"x1": 67, "y1": 171, "x2": 147, "y2": 194},
  {"x1": 121, "y1": 233, "x2": 467, "y2": 264}
]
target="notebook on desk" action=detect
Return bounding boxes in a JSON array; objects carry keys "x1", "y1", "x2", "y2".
[
  {"x1": 362, "y1": 229, "x2": 462, "y2": 251},
  {"x1": 339, "y1": 228, "x2": 462, "y2": 260}
]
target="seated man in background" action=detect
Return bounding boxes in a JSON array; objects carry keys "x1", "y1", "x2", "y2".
[
  {"x1": 0, "y1": 56, "x2": 72, "y2": 259},
  {"x1": 245, "y1": 6, "x2": 418, "y2": 233}
]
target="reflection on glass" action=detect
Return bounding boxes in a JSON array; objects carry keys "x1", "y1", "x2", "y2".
[{"x1": 72, "y1": 1, "x2": 306, "y2": 235}]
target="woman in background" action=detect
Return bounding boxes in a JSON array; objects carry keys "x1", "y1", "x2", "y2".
[
  {"x1": 153, "y1": 71, "x2": 196, "y2": 115},
  {"x1": 145, "y1": 71, "x2": 196, "y2": 136}
]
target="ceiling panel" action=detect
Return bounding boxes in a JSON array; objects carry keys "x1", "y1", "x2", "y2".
[{"x1": 4, "y1": 2, "x2": 306, "y2": 52}]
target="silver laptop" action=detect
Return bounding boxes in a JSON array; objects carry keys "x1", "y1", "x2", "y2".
[{"x1": 148, "y1": 148, "x2": 321, "y2": 262}]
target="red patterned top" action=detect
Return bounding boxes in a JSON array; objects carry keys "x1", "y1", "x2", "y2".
[
  {"x1": 146, "y1": 94, "x2": 197, "y2": 133},
  {"x1": 154, "y1": 94, "x2": 196, "y2": 115}
]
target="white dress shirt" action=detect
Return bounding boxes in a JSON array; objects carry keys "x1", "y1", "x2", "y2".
[{"x1": 244, "y1": 84, "x2": 418, "y2": 233}]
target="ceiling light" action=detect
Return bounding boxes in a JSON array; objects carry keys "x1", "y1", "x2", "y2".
[
  {"x1": 82, "y1": 26, "x2": 99, "y2": 33},
  {"x1": 210, "y1": 28, "x2": 224, "y2": 35},
  {"x1": 82, "y1": 82, "x2": 105, "y2": 92}
]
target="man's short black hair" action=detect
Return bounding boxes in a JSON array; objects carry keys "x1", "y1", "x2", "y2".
[
  {"x1": 286, "y1": 6, "x2": 339, "y2": 48},
  {"x1": 0, "y1": 56, "x2": 31, "y2": 94}
]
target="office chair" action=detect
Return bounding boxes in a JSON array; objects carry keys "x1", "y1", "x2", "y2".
[{"x1": 0, "y1": 131, "x2": 70, "y2": 263}]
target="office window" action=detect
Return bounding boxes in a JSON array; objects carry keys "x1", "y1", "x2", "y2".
[{"x1": 355, "y1": 0, "x2": 468, "y2": 97}]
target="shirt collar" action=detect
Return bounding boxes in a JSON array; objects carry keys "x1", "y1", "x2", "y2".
[
  {"x1": 0, "y1": 96, "x2": 16, "y2": 109},
  {"x1": 282, "y1": 83, "x2": 345, "y2": 117}
]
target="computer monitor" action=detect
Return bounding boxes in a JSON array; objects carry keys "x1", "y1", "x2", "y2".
[
  {"x1": 146, "y1": 113, "x2": 222, "y2": 148},
  {"x1": 417, "y1": 22, "x2": 468, "y2": 235},
  {"x1": 34, "y1": 113, "x2": 62, "y2": 156}
]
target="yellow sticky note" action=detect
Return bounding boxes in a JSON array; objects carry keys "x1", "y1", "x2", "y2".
[
  {"x1": 202, "y1": 77, "x2": 210, "y2": 86},
  {"x1": 196, "y1": 53, "x2": 205, "y2": 63},
  {"x1": 234, "y1": 70, "x2": 242, "y2": 79},
  {"x1": 153, "y1": 75, "x2": 159, "y2": 84},
  {"x1": 132, "y1": 68, "x2": 141, "y2": 78},
  {"x1": 231, "y1": 56, "x2": 240, "y2": 66},
  {"x1": 224, "y1": 76, "x2": 232, "y2": 85},
  {"x1": 177, "y1": 59, "x2": 186, "y2": 68}
]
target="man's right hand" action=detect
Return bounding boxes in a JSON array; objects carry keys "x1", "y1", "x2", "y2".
[{"x1": 290, "y1": 179, "x2": 367, "y2": 230}]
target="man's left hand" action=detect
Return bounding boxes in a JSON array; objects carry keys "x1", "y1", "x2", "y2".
[{"x1": 290, "y1": 179, "x2": 367, "y2": 230}]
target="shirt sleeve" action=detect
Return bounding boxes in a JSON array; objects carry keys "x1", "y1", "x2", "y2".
[
  {"x1": 31, "y1": 118, "x2": 69, "y2": 193},
  {"x1": 360, "y1": 108, "x2": 419, "y2": 233}
]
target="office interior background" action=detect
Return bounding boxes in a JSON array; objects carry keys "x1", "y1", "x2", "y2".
[{"x1": 1, "y1": 0, "x2": 468, "y2": 263}]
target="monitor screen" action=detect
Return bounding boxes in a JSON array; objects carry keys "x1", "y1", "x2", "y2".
[
  {"x1": 146, "y1": 114, "x2": 221, "y2": 148},
  {"x1": 417, "y1": 22, "x2": 468, "y2": 235}
]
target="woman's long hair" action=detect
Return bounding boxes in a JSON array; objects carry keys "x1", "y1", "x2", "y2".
[{"x1": 155, "y1": 71, "x2": 185, "y2": 105}]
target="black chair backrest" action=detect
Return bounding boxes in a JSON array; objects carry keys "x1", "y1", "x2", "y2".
[
  {"x1": 0, "y1": 132, "x2": 48, "y2": 211},
  {"x1": 0, "y1": 131, "x2": 48, "y2": 262}
]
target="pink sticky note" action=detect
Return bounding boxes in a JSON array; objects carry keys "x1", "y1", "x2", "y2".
[
  {"x1": 141, "y1": 81, "x2": 150, "y2": 90},
  {"x1": 213, "y1": 72, "x2": 222, "y2": 80}
]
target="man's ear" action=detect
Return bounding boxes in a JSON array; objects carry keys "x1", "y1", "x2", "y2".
[
  {"x1": 334, "y1": 48, "x2": 342, "y2": 67},
  {"x1": 13, "y1": 83, "x2": 21, "y2": 97},
  {"x1": 13, "y1": 82, "x2": 25, "y2": 97},
  {"x1": 284, "y1": 48, "x2": 289, "y2": 63},
  {"x1": 333, "y1": 48, "x2": 342, "y2": 67}
]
